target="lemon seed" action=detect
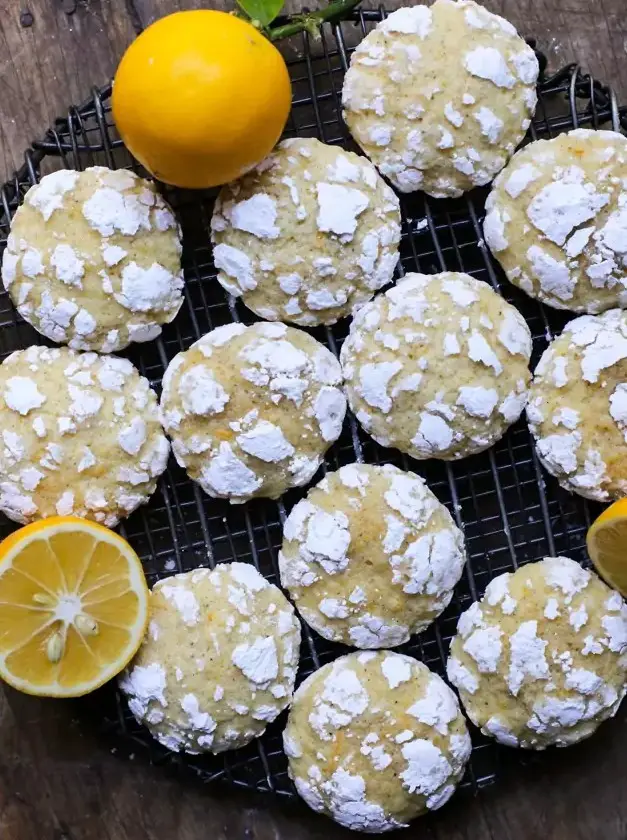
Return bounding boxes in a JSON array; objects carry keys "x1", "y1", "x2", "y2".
[
  {"x1": 33, "y1": 593, "x2": 55, "y2": 606},
  {"x1": 46, "y1": 632, "x2": 64, "y2": 663},
  {"x1": 75, "y1": 614, "x2": 99, "y2": 636}
]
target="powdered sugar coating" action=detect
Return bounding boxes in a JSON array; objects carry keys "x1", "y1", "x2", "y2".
[
  {"x1": 340, "y1": 272, "x2": 531, "y2": 461},
  {"x1": 484, "y1": 130, "x2": 627, "y2": 314},
  {"x1": 284, "y1": 651, "x2": 470, "y2": 830},
  {"x1": 447, "y1": 557, "x2": 627, "y2": 749},
  {"x1": 279, "y1": 463, "x2": 466, "y2": 647},
  {"x1": 120, "y1": 563, "x2": 300, "y2": 754},
  {"x1": 1, "y1": 166, "x2": 183, "y2": 351},
  {"x1": 528, "y1": 309, "x2": 627, "y2": 501},
  {"x1": 0, "y1": 345, "x2": 169, "y2": 525},
  {"x1": 342, "y1": 0, "x2": 537, "y2": 198},
  {"x1": 211, "y1": 138, "x2": 400, "y2": 326},
  {"x1": 160, "y1": 322, "x2": 346, "y2": 503}
]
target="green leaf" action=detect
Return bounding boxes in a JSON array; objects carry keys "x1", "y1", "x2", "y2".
[{"x1": 235, "y1": 0, "x2": 285, "y2": 28}]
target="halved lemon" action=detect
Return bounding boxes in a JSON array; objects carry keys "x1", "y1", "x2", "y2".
[
  {"x1": 586, "y1": 499, "x2": 627, "y2": 596},
  {"x1": 0, "y1": 516, "x2": 149, "y2": 697}
]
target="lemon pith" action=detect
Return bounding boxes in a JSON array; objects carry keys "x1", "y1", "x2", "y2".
[
  {"x1": 0, "y1": 517, "x2": 148, "y2": 697},
  {"x1": 587, "y1": 500, "x2": 627, "y2": 595}
]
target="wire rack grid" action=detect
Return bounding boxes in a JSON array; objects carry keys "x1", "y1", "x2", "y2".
[{"x1": 1, "y1": 7, "x2": 627, "y2": 801}]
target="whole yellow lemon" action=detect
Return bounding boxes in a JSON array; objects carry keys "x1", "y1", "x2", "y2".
[{"x1": 112, "y1": 10, "x2": 292, "y2": 189}]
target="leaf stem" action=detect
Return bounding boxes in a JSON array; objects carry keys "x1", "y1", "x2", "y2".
[{"x1": 267, "y1": 0, "x2": 362, "y2": 41}]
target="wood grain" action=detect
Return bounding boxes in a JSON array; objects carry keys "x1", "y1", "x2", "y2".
[
  {"x1": 1, "y1": 1, "x2": 627, "y2": 838},
  {"x1": 3, "y1": 680, "x2": 627, "y2": 840},
  {"x1": 0, "y1": 0, "x2": 625, "y2": 179}
]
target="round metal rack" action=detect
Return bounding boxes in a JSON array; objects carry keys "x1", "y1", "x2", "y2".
[{"x1": 1, "y1": 8, "x2": 626, "y2": 799}]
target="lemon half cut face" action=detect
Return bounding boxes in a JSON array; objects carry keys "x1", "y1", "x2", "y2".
[{"x1": 0, "y1": 516, "x2": 148, "y2": 697}]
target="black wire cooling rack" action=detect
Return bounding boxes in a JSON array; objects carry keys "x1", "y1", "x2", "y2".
[{"x1": 1, "y1": 7, "x2": 627, "y2": 801}]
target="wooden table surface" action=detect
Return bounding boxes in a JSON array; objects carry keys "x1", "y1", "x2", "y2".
[{"x1": 1, "y1": 1, "x2": 627, "y2": 838}]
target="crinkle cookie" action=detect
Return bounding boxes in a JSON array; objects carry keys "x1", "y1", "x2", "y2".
[
  {"x1": 527, "y1": 309, "x2": 627, "y2": 501},
  {"x1": 284, "y1": 651, "x2": 471, "y2": 832},
  {"x1": 484, "y1": 130, "x2": 627, "y2": 313},
  {"x1": 342, "y1": 0, "x2": 538, "y2": 197},
  {"x1": 279, "y1": 463, "x2": 466, "y2": 647},
  {"x1": 0, "y1": 345, "x2": 169, "y2": 525},
  {"x1": 340, "y1": 272, "x2": 531, "y2": 460},
  {"x1": 159, "y1": 322, "x2": 347, "y2": 503},
  {"x1": 120, "y1": 563, "x2": 301, "y2": 754},
  {"x1": 1, "y1": 166, "x2": 183, "y2": 352},
  {"x1": 211, "y1": 138, "x2": 401, "y2": 326},
  {"x1": 447, "y1": 556, "x2": 627, "y2": 749}
]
